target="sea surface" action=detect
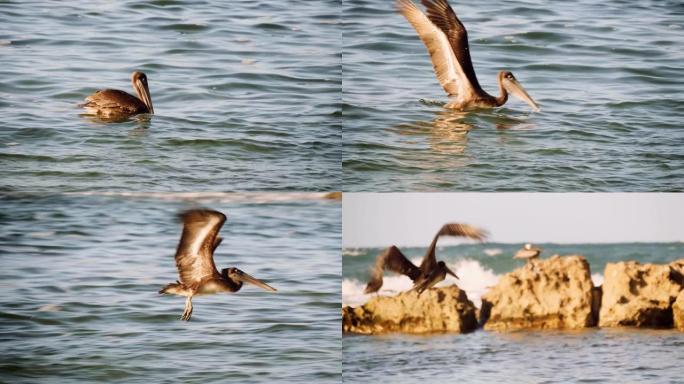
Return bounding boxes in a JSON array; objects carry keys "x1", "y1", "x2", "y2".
[
  {"x1": 0, "y1": 193, "x2": 341, "y2": 383},
  {"x1": 342, "y1": 242, "x2": 684, "y2": 383},
  {"x1": 342, "y1": 0, "x2": 684, "y2": 191},
  {"x1": 0, "y1": 1, "x2": 341, "y2": 192}
]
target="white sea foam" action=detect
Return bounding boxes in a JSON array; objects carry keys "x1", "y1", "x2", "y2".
[
  {"x1": 62, "y1": 192, "x2": 336, "y2": 203},
  {"x1": 483, "y1": 248, "x2": 502, "y2": 257},
  {"x1": 342, "y1": 258, "x2": 500, "y2": 308},
  {"x1": 591, "y1": 273, "x2": 604, "y2": 287},
  {"x1": 342, "y1": 248, "x2": 365, "y2": 257}
]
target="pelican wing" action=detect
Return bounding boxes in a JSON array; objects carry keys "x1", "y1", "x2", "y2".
[
  {"x1": 365, "y1": 246, "x2": 421, "y2": 293},
  {"x1": 83, "y1": 89, "x2": 147, "y2": 114},
  {"x1": 174, "y1": 209, "x2": 226, "y2": 286},
  {"x1": 397, "y1": 0, "x2": 477, "y2": 97},
  {"x1": 420, "y1": 223, "x2": 488, "y2": 273},
  {"x1": 420, "y1": 0, "x2": 482, "y2": 93}
]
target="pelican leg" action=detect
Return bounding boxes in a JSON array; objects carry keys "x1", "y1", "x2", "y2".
[{"x1": 181, "y1": 296, "x2": 193, "y2": 321}]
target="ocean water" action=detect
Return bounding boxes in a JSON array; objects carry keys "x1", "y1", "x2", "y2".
[
  {"x1": 342, "y1": 0, "x2": 684, "y2": 191},
  {"x1": 0, "y1": 193, "x2": 341, "y2": 383},
  {"x1": 0, "y1": 1, "x2": 341, "y2": 192},
  {"x1": 342, "y1": 243, "x2": 684, "y2": 382}
]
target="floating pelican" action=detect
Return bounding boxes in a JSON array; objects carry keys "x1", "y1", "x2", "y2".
[
  {"x1": 159, "y1": 209, "x2": 277, "y2": 321},
  {"x1": 364, "y1": 223, "x2": 487, "y2": 295},
  {"x1": 82, "y1": 71, "x2": 154, "y2": 118},
  {"x1": 397, "y1": 0, "x2": 540, "y2": 111},
  {"x1": 514, "y1": 243, "x2": 542, "y2": 262}
]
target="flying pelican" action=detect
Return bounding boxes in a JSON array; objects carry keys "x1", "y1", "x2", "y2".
[
  {"x1": 159, "y1": 209, "x2": 277, "y2": 321},
  {"x1": 397, "y1": 0, "x2": 540, "y2": 111},
  {"x1": 364, "y1": 223, "x2": 487, "y2": 295},
  {"x1": 514, "y1": 243, "x2": 542, "y2": 262},
  {"x1": 82, "y1": 71, "x2": 154, "y2": 118}
]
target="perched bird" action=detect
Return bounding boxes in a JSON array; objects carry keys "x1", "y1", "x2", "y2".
[
  {"x1": 364, "y1": 223, "x2": 487, "y2": 295},
  {"x1": 159, "y1": 209, "x2": 276, "y2": 321},
  {"x1": 514, "y1": 243, "x2": 542, "y2": 262},
  {"x1": 396, "y1": 0, "x2": 540, "y2": 111},
  {"x1": 82, "y1": 71, "x2": 154, "y2": 119}
]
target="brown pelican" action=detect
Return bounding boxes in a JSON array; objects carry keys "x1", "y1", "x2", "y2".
[
  {"x1": 82, "y1": 71, "x2": 154, "y2": 118},
  {"x1": 364, "y1": 223, "x2": 487, "y2": 295},
  {"x1": 397, "y1": 0, "x2": 540, "y2": 111},
  {"x1": 514, "y1": 243, "x2": 542, "y2": 262},
  {"x1": 159, "y1": 209, "x2": 277, "y2": 321}
]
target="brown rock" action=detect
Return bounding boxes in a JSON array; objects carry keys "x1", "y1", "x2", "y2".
[
  {"x1": 480, "y1": 255, "x2": 597, "y2": 330},
  {"x1": 599, "y1": 260, "x2": 684, "y2": 328},
  {"x1": 342, "y1": 285, "x2": 477, "y2": 335},
  {"x1": 674, "y1": 291, "x2": 684, "y2": 331}
]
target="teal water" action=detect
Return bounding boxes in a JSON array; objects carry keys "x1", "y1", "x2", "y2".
[
  {"x1": 0, "y1": 193, "x2": 341, "y2": 383},
  {"x1": 342, "y1": 0, "x2": 684, "y2": 191},
  {"x1": 342, "y1": 243, "x2": 684, "y2": 382},
  {"x1": 0, "y1": 1, "x2": 341, "y2": 191}
]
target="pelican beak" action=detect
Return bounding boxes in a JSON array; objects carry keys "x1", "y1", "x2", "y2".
[
  {"x1": 503, "y1": 78, "x2": 540, "y2": 112},
  {"x1": 239, "y1": 272, "x2": 277, "y2": 292},
  {"x1": 446, "y1": 266, "x2": 459, "y2": 280},
  {"x1": 135, "y1": 79, "x2": 154, "y2": 114}
]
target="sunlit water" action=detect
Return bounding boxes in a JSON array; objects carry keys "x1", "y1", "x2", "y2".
[
  {"x1": 342, "y1": 0, "x2": 684, "y2": 191},
  {"x1": 342, "y1": 243, "x2": 684, "y2": 382},
  {"x1": 0, "y1": 193, "x2": 340, "y2": 383},
  {"x1": 0, "y1": 1, "x2": 341, "y2": 191}
]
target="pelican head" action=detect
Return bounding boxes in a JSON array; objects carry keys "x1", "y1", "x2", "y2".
[
  {"x1": 131, "y1": 71, "x2": 154, "y2": 114},
  {"x1": 499, "y1": 71, "x2": 540, "y2": 112},
  {"x1": 437, "y1": 261, "x2": 459, "y2": 279},
  {"x1": 225, "y1": 267, "x2": 277, "y2": 292},
  {"x1": 524, "y1": 243, "x2": 533, "y2": 250}
]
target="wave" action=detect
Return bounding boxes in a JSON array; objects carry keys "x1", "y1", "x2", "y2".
[
  {"x1": 342, "y1": 258, "x2": 500, "y2": 308},
  {"x1": 342, "y1": 248, "x2": 365, "y2": 257},
  {"x1": 61, "y1": 192, "x2": 338, "y2": 203}
]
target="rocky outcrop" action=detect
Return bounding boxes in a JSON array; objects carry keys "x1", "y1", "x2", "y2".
[
  {"x1": 480, "y1": 255, "x2": 597, "y2": 330},
  {"x1": 599, "y1": 260, "x2": 684, "y2": 328},
  {"x1": 342, "y1": 285, "x2": 477, "y2": 335},
  {"x1": 674, "y1": 291, "x2": 684, "y2": 331}
]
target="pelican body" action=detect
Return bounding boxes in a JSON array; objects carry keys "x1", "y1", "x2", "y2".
[
  {"x1": 364, "y1": 223, "x2": 487, "y2": 295},
  {"x1": 83, "y1": 71, "x2": 154, "y2": 118},
  {"x1": 159, "y1": 209, "x2": 276, "y2": 321},
  {"x1": 397, "y1": 0, "x2": 540, "y2": 111},
  {"x1": 514, "y1": 243, "x2": 542, "y2": 262}
]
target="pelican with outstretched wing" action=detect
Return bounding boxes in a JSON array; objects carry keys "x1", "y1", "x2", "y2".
[
  {"x1": 397, "y1": 0, "x2": 540, "y2": 111},
  {"x1": 159, "y1": 209, "x2": 276, "y2": 321},
  {"x1": 364, "y1": 223, "x2": 487, "y2": 295}
]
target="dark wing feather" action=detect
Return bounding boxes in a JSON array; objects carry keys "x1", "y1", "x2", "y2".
[
  {"x1": 174, "y1": 209, "x2": 226, "y2": 286},
  {"x1": 364, "y1": 246, "x2": 421, "y2": 293},
  {"x1": 83, "y1": 89, "x2": 148, "y2": 114},
  {"x1": 420, "y1": 0, "x2": 483, "y2": 92},
  {"x1": 420, "y1": 223, "x2": 488, "y2": 273}
]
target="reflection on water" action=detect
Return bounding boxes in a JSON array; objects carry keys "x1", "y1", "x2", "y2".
[{"x1": 392, "y1": 109, "x2": 471, "y2": 155}]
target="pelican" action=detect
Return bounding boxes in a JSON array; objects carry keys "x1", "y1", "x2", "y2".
[
  {"x1": 364, "y1": 223, "x2": 487, "y2": 295},
  {"x1": 159, "y1": 209, "x2": 277, "y2": 321},
  {"x1": 397, "y1": 0, "x2": 540, "y2": 111},
  {"x1": 514, "y1": 243, "x2": 542, "y2": 262},
  {"x1": 82, "y1": 71, "x2": 154, "y2": 118}
]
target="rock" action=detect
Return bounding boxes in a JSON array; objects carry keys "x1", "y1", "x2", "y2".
[
  {"x1": 674, "y1": 291, "x2": 684, "y2": 331},
  {"x1": 599, "y1": 260, "x2": 684, "y2": 328},
  {"x1": 480, "y1": 255, "x2": 597, "y2": 330},
  {"x1": 342, "y1": 285, "x2": 477, "y2": 335}
]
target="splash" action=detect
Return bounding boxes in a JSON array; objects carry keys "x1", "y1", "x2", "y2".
[{"x1": 342, "y1": 258, "x2": 500, "y2": 308}]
